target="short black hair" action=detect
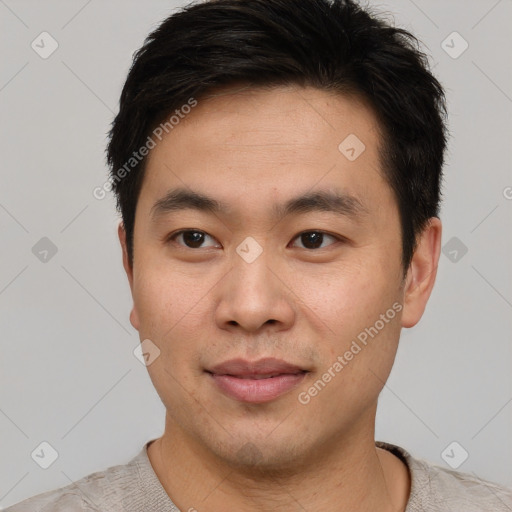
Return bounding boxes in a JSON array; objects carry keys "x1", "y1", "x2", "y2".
[{"x1": 106, "y1": 0, "x2": 448, "y2": 271}]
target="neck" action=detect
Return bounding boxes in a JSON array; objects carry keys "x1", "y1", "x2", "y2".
[{"x1": 147, "y1": 411, "x2": 410, "y2": 512}]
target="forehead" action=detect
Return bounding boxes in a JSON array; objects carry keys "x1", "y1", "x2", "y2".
[
  {"x1": 163, "y1": 83, "x2": 380, "y2": 152},
  {"x1": 140, "y1": 84, "x2": 387, "y2": 217}
]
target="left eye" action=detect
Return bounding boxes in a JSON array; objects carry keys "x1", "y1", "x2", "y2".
[{"x1": 290, "y1": 231, "x2": 340, "y2": 250}]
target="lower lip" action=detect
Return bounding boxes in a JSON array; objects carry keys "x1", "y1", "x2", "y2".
[{"x1": 209, "y1": 372, "x2": 307, "y2": 403}]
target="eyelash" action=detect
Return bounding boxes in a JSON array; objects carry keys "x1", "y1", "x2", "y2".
[{"x1": 165, "y1": 229, "x2": 344, "y2": 250}]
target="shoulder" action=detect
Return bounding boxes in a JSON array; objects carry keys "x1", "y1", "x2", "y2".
[
  {"x1": 419, "y1": 462, "x2": 512, "y2": 511},
  {"x1": 377, "y1": 441, "x2": 512, "y2": 512},
  {"x1": 3, "y1": 485, "x2": 91, "y2": 512},
  {"x1": 3, "y1": 448, "x2": 145, "y2": 512}
]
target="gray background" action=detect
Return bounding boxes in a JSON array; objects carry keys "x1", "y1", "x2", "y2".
[{"x1": 1, "y1": 0, "x2": 511, "y2": 507}]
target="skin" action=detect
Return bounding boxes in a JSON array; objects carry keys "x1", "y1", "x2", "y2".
[{"x1": 119, "y1": 84, "x2": 442, "y2": 511}]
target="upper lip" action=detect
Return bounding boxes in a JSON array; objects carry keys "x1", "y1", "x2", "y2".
[{"x1": 207, "y1": 357, "x2": 307, "y2": 377}]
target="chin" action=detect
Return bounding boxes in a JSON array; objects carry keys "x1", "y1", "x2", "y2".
[{"x1": 209, "y1": 434, "x2": 312, "y2": 476}]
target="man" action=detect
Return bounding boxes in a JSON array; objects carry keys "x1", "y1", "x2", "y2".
[{"x1": 7, "y1": 0, "x2": 512, "y2": 510}]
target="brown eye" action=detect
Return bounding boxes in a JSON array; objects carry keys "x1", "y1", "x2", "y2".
[
  {"x1": 169, "y1": 230, "x2": 219, "y2": 249},
  {"x1": 291, "y1": 231, "x2": 339, "y2": 250}
]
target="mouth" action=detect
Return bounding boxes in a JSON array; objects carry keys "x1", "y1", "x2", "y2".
[
  {"x1": 217, "y1": 372, "x2": 305, "y2": 379},
  {"x1": 205, "y1": 358, "x2": 309, "y2": 403}
]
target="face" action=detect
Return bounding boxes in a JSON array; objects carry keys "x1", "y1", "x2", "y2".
[{"x1": 121, "y1": 84, "x2": 425, "y2": 471}]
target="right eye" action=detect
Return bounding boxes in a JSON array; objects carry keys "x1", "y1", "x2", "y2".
[{"x1": 166, "y1": 229, "x2": 221, "y2": 249}]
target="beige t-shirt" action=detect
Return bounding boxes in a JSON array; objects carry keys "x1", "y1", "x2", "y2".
[{"x1": 5, "y1": 439, "x2": 512, "y2": 511}]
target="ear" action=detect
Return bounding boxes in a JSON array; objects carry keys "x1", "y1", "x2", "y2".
[
  {"x1": 118, "y1": 222, "x2": 140, "y2": 331},
  {"x1": 118, "y1": 222, "x2": 134, "y2": 289},
  {"x1": 401, "y1": 217, "x2": 442, "y2": 328}
]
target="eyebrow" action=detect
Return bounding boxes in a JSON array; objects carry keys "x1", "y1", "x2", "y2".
[{"x1": 150, "y1": 187, "x2": 368, "y2": 222}]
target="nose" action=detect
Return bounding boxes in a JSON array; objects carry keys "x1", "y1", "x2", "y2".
[{"x1": 214, "y1": 248, "x2": 296, "y2": 334}]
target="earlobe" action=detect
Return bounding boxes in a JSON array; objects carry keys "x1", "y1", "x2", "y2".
[
  {"x1": 129, "y1": 307, "x2": 140, "y2": 331},
  {"x1": 401, "y1": 218, "x2": 442, "y2": 328}
]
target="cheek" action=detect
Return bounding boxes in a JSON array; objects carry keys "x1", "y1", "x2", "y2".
[
  {"x1": 297, "y1": 301, "x2": 402, "y2": 428},
  {"x1": 132, "y1": 265, "x2": 208, "y2": 407},
  {"x1": 132, "y1": 259, "x2": 215, "y2": 376},
  {"x1": 300, "y1": 257, "x2": 396, "y2": 324},
  {"x1": 299, "y1": 253, "x2": 402, "y2": 375},
  {"x1": 132, "y1": 258, "x2": 204, "y2": 337}
]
